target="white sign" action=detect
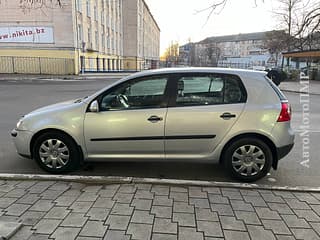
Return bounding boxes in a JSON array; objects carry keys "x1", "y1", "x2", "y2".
[{"x1": 0, "y1": 26, "x2": 54, "y2": 43}]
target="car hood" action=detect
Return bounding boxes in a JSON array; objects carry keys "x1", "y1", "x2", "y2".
[{"x1": 27, "y1": 99, "x2": 83, "y2": 116}]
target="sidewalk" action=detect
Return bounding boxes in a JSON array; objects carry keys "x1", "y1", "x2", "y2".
[
  {"x1": 280, "y1": 80, "x2": 320, "y2": 95},
  {"x1": 0, "y1": 179, "x2": 319, "y2": 240}
]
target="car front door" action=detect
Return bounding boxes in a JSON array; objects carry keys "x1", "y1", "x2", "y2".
[
  {"x1": 164, "y1": 72, "x2": 247, "y2": 159},
  {"x1": 84, "y1": 75, "x2": 170, "y2": 160}
]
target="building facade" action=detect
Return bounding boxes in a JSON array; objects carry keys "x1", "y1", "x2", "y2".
[
  {"x1": 76, "y1": 0, "x2": 124, "y2": 72},
  {"x1": 0, "y1": 0, "x2": 160, "y2": 74},
  {"x1": 180, "y1": 31, "x2": 279, "y2": 69},
  {"x1": 122, "y1": 0, "x2": 160, "y2": 70}
]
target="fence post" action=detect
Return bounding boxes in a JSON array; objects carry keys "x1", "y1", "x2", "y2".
[
  {"x1": 39, "y1": 57, "x2": 41, "y2": 74},
  {"x1": 11, "y1": 56, "x2": 15, "y2": 73},
  {"x1": 81, "y1": 56, "x2": 85, "y2": 74},
  {"x1": 64, "y1": 58, "x2": 67, "y2": 75}
]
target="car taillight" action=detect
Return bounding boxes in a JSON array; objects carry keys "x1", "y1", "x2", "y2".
[{"x1": 277, "y1": 102, "x2": 291, "y2": 122}]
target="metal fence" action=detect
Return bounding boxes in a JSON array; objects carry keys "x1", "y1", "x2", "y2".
[
  {"x1": 81, "y1": 57, "x2": 159, "y2": 73},
  {"x1": 0, "y1": 56, "x2": 160, "y2": 74},
  {"x1": 0, "y1": 56, "x2": 75, "y2": 75}
]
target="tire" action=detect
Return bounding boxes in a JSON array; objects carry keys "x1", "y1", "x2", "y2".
[
  {"x1": 223, "y1": 138, "x2": 272, "y2": 182},
  {"x1": 33, "y1": 131, "x2": 80, "y2": 173}
]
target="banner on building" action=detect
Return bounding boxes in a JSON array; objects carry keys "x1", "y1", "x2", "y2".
[{"x1": 0, "y1": 26, "x2": 54, "y2": 43}]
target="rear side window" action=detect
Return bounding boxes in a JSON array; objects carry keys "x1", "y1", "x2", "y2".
[
  {"x1": 174, "y1": 73, "x2": 246, "y2": 107},
  {"x1": 265, "y1": 76, "x2": 287, "y2": 101}
]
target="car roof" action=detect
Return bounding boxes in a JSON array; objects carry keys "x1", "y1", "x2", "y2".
[
  {"x1": 87, "y1": 67, "x2": 268, "y2": 102},
  {"x1": 123, "y1": 67, "x2": 267, "y2": 80}
]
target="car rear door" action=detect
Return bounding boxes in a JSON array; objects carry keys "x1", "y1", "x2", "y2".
[{"x1": 164, "y1": 72, "x2": 247, "y2": 159}]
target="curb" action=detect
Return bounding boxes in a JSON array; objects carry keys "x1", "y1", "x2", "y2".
[
  {"x1": 0, "y1": 174, "x2": 320, "y2": 193},
  {"x1": 0, "y1": 222, "x2": 22, "y2": 240}
]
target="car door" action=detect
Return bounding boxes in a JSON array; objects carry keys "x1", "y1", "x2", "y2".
[
  {"x1": 164, "y1": 72, "x2": 247, "y2": 159},
  {"x1": 84, "y1": 75, "x2": 170, "y2": 160}
]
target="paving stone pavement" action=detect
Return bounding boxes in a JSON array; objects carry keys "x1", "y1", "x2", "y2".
[{"x1": 0, "y1": 180, "x2": 319, "y2": 240}]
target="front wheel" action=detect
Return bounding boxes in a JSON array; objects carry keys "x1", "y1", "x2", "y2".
[
  {"x1": 223, "y1": 138, "x2": 273, "y2": 182},
  {"x1": 33, "y1": 132, "x2": 80, "y2": 173}
]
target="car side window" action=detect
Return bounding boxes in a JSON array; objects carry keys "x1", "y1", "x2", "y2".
[
  {"x1": 223, "y1": 76, "x2": 246, "y2": 104},
  {"x1": 175, "y1": 74, "x2": 245, "y2": 107},
  {"x1": 100, "y1": 77, "x2": 168, "y2": 111}
]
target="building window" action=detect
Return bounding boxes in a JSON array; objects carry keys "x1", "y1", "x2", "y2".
[
  {"x1": 88, "y1": 28, "x2": 91, "y2": 45},
  {"x1": 95, "y1": 31, "x2": 99, "y2": 50},
  {"x1": 111, "y1": 37, "x2": 114, "y2": 51},
  {"x1": 107, "y1": 28, "x2": 110, "y2": 49},
  {"x1": 86, "y1": 0, "x2": 91, "y2": 17},
  {"x1": 78, "y1": 24, "x2": 83, "y2": 43},
  {"x1": 101, "y1": 11, "x2": 104, "y2": 24},
  {"x1": 94, "y1": 5, "x2": 98, "y2": 21},
  {"x1": 77, "y1": 0, "x2": 82, "y2": 12},
  {"x1": 102, "y1": 31, "x2": 105, "y2": 52}
]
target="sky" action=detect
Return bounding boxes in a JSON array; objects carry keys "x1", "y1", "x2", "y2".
[{"x1": 144, "y1": 0, "x2": 280, "y2": 55}]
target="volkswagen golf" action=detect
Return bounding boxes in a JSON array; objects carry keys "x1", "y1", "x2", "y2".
[{"x1": 11, "y1": 68, "x2": 294, "y2": 182}]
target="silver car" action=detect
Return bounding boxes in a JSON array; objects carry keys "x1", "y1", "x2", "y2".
[{"x1": 11, "y1": 68, "x2": 294, "y2": 182}]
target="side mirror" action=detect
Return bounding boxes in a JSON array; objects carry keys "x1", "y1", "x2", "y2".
[{"x1": 89, "y1": 100, "x2": 99, "y2": 112}]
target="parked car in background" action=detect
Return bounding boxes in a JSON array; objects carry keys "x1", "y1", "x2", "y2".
[
  {"x1": 266, "y1": 68, "x2": 288, "y2": 86},
  {"x1": 11, "y1": 68, "x2": 294, "y2": 182}
]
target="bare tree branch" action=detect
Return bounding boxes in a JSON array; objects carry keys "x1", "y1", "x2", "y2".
[
  {"x1": 194, "y1": 0, "x2": 228, "y2": 26},
  {"x1": 196, "y1": 0, "x2": 266, "y2": 26}
]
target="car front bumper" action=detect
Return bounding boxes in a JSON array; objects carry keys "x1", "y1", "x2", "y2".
[{"x1": 11, "y1": 129, "x2": 33, "y2": 158}]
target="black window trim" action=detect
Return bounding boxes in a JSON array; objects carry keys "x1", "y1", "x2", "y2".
[{"x1": 167, "y1": 72, "x2": 248, "y2": 108}]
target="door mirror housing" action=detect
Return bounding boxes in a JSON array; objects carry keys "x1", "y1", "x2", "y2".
[{"x1": 89, "y1": 100, "x2": 99, "y2": 112}]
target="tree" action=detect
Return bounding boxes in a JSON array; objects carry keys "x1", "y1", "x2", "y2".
[
  {"x1": 273, "y1": 0, "x2": 320, "y2": 51},
  {"x1": 161, "y1": 42, "x2": 179, "y2": 67},
  {"x1": 204, "y1": 43, "x2": 221, "y2": 66},
  {"x1": 16, "y1": 0, "x2": 63, "y2": 13},
  {"x1": 264, "y1": 30, "x2": 289, "y2": 66},
  {"x1": 197, "y1": 0, "x2": 264, "y2": 24},
  {"x1": 201, "y1": 0, "x2": 320, "y2": 51}
]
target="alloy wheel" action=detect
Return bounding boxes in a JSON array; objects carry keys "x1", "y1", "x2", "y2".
[
  {"x1": 39, "y1": 139, "x2": 70, "y2": 169},
  {"x1": 231, "y1": 145, "x2": 265, "y2": 176}
]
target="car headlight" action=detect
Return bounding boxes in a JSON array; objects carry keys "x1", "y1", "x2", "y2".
[
  {"x1": 16, "y1": 119, "x2": 23, "y2": 129},
  {"x1": 16, "y1": 119, "x2": 27, "y2": 130}
]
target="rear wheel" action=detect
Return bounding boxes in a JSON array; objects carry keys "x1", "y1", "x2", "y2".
[
  {"x1": 223, "y1": 138, "x2": 272, "y2": 182},
  {"x1": 33, "y1": 131, "x2": 79, "y2": 173}
]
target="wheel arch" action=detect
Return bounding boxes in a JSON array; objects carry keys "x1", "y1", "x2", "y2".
[
  {"x1": 30, "y1": 128, "x2": 84, "y2": 163},
  {"x1": 219, "y1": 133, "x2": 278, "y2": 170}
]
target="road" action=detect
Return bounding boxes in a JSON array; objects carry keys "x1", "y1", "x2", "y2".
[{"x1": 0, "y1": 78, "x2": 319, "y2": 187}]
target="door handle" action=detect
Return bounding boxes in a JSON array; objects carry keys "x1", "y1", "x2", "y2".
[
  {"x1": 148, "y1": 116, "x2": 163, "y2": 122},
  {"x1": 220, "y1": 112, "x2": 236, "y2": 119}
]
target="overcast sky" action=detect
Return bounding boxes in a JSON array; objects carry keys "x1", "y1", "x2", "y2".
[{"x1": 144, "y1": 0, "x2": 279, "y2": 55}]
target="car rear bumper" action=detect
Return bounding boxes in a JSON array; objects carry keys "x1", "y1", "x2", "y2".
[
  {"x1": 277, "y1": 143, "x2": 294, "y2": 160},
  {"x1": 11, "y1": 129, "x2": 33, "y2": 158}
]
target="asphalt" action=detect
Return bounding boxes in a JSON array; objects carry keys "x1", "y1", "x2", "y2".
[
  {"x1": 279, "y1": 80, "x2": 320, "y2": 95},
  {"x1": 0, "y1": 74, "x2": 319, "y2": 239}
]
